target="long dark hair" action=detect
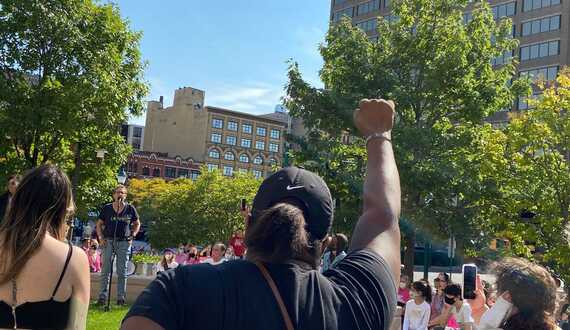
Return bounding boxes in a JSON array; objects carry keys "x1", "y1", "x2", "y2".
[
  {"x1": 494, "y1": 258, "x2": 557, "y2": 330},
  {"x1": 412, "y1": 281, "x2": 432, "y2": 303},
  {"x1": 335, "y1": 233, "x2": 348, "y2": 256},
  {"x1": 245, "y1": 202, "x2": 321, "y2": 268},
  {"x1": 0, "y1": 165, "x2": 74, "y2": 284}
]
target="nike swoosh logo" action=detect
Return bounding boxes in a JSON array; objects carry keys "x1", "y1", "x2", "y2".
[{"x1": 286, "y1": 185, "x2": 304, "y2": 191}]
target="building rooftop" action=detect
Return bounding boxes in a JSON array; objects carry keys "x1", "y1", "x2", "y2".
[{"x1": 206, "y1": 106, "x2": 288, "y2": 126}]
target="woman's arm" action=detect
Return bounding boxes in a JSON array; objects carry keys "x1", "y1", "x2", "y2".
[
  {"x1": 429, "y1": 304, "x2": 451, "y2": 327},
  {"x1": 66, "y1": 246, "x2": 90, "y2": 330}
]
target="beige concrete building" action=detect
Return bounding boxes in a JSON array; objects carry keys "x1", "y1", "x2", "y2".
[
  {"x1": 330, "y1": 0, "x2": 568, "y2": 119},
  {"x1": 143, "y1": 87, "x2": 290, "y2": 179}
]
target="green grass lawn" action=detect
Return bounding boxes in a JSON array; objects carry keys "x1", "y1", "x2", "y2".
[{"x1": 87, "y1": 303, "x2": 130, "y2": 330}]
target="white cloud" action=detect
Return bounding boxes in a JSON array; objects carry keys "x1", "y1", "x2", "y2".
[{"x1": 207, "y1": 83, "x2": 285, "y2": 115}]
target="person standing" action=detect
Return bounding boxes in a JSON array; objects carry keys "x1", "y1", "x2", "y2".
[
  {"x1": 0, "y1": 165, "x2": 90, "y2": 329},
  {"x1": 0, "y1": 174, "x2": 20, "y2": 223},
  {"x1": 122, "y1": 99, "x2": 401, "y2": 330},
  {"x1": 96, "y1": 184, "x2": 141, "y2": 305}
]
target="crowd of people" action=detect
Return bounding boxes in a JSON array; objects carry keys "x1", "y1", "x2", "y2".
[{"x1": 0, "y1": 99, "x2": 568, "y2": 330}]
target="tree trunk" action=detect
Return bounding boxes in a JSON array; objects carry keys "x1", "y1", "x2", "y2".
[
  {"x1": 72, "y1": 142, "x2": 81, "y2": 195},
  {"x1": 404, "y1": 230, "x2": 416, "y2": 280}
]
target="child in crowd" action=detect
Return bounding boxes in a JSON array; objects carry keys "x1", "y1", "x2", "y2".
[
  {"x1": 429, "y1": 283, "x2": 474, "y2": 330},
  {"x1": 403, "y1": 281, "x2": 432, "y2": 330},
  {"x1": 156, "y1": 248, "x2": 179, "y2": 273},
  {"x1": 88, "y1": 240, "x2": 102, "y2": 273},
  {"x1": 398, "y1": 274, "x2": 412, "y2": 306},
  {"x1": 185, "y1": 246, "x2": 200, "y2": 265}
]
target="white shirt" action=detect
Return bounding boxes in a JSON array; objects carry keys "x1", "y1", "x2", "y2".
[
  {"x1": 202, "y1": 257, "x2": 226, "y2": 265},
  {"x1": 403, "y1": 300, "x2": 430, "y2": 330},
  {"x1": 451, "y1": 302, "x2": 475, "y2": 325},
  {"x1": 156, "y1": 261, "x2": 179, "y2": 272}
]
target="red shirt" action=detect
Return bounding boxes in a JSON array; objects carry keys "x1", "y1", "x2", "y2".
[{"x1": 229, "y1": 235, "x2": 246, "y2": 257}]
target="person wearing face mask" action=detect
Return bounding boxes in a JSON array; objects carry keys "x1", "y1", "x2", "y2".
[
  {"x1": 398, "y1": 274, "x2": 412, "y2": 306},
  {"x1": 403, "y1": 281, "x2": 432, "y2": 330},
  {"x1": 466, "y1": 275, "x2": 489, "y2": 326},
  {"x1": 478, "y1": 257, "x2": 558, "y2": 330},
  {"x1": 429, "y1": 283, "x2": 474, "y2": 330},
  {"x1": 185, "y1": 246, "x2": 200, "y2": 265},
  {"x1": 175, "y1": 243, "x2": 188, "y2": 265}
]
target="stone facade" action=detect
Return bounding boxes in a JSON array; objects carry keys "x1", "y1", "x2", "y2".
[{"x1": 143, "y1": 87, "x2": 292, "y2": 179}]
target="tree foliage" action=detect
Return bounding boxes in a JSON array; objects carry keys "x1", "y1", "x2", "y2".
[
  {"x1": 284, "y1": 0, "x2": 523, "y2": 276},
  {"x1": 0, "y1": 0, "x2": 148, "y2": 215},
  {"x1": 128, "y1": 169, "x2": 261, "y2": 249}
]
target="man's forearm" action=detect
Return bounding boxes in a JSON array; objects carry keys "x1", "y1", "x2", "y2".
[
  {"x1": 96, "y1": 222, "x2": 103, "y2": 240},
  {"x1": 132, "y1": 220, "x2": 141, "y2": 237},
  {"x1": 363, "y1": 135, "x2": 401, "y2": 222}
]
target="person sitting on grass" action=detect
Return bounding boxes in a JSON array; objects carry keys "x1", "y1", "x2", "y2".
[{"x1": 121, "y1": 99, "x2": 401, "y2": 330}]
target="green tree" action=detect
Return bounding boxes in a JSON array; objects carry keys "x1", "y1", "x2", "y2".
[
  {"x1": 0, "y1": 0, "x2": 148, "y2": 214},
  {"x1": 128, "y1": 169, "x2": 261, "y2": 249},
  {"x1": 285, "y1": 0, "x2": 522, "y2": 276},
  {"x1": 473, "y1": 69, "x2": 570, "y2": 282}
]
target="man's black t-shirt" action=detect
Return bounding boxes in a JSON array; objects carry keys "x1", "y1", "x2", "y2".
[
  {"x1": 99, "y1": 203, "x2": 139, "y2": 239},
  {"x1": 124, "y1": 249, "x2": 397, "y2": 330}
]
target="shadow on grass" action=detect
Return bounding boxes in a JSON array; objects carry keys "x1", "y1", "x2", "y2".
[{"x1": 87, "y1": 302, "x2": 131, "y2": 330}]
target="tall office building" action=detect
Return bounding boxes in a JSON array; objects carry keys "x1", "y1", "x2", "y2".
[{"x1": 330, "y1": 0, "x2": 567, "y2": 114}]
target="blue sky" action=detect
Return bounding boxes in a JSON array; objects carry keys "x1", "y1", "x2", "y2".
[{"x1": 113, "y1": 0, "x2": 331, "y2": 125}]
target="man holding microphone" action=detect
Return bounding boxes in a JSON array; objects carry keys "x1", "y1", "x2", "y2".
[{"x1": 96, "y1": 184, "x2": 141, "y2": 305}]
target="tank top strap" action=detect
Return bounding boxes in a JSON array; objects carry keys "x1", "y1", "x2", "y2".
[{"x1": 51, "y1": 241, "x2": 74, "y2": 298}]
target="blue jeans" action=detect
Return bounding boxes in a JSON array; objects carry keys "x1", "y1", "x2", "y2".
[{"x1": 98, "y1": 239, "x2": 130, "y2": 301}]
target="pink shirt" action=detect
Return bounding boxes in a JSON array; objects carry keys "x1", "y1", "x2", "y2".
[
  {"x1": 398, "y1": 288, "x2": 410, "y2": 304},
  {"x1": 88, "y1": 252, "x2": 101, "y2": 273},
  {"x1": 175, "y1": 253, "x2": 188, "y2": 265}
]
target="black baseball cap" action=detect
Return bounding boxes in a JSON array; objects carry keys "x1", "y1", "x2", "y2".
[{"x1": 250, "y1": 167, "x2": 334, "y2": 240}]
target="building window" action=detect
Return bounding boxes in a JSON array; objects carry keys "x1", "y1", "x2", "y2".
[
  {"x1": 522, "y1": 15, "x2": 560, "y2": 37},
  {"x1": 255, "y1": 141, "x2": 265, "y2": 150},
  {"x1": 270, "y1": 129, "x2": 280, "y2": 140},
  {"x1": 178, "y1": 169, "x2": 189, "y2": 178},
  {"x1": 492, "y1": 2, "x2": 516, "y2": 20},
  {"x1": 152, "y1": 168, "x2": 161, "y2": 177},
  {"x1": 333, "y1": 7, "x2": 353, "y2": 22},
  {"x1": 239, "y1": 154, "x2": 249, "y2": 163},
  {"x1": 242, "y1": 123, "x2": 252, "y2": 134},
  {"x1": 212, "y1": 118, "x2": 223, "y2": 129},
  {"x1": 133, "y1": 127, "x2": 142, "y2": 138},
  {"x1": 520, "y1": 40, "x2": 559, "y2": 61},
  {"x1": 253, "y1": 170, "x2": 263, "y2": 179},
  {"x1": 164, "y1": 167, "x2": 176, "y2": 178},
  {"x1": 518, "y1": 94, "x2": 540, "y2": 110},
  {"x1": 241, "y1": 138, "x2": 252, "y2": 148},
  {"x1": 269, "y1": 158, "x2": 278, "y2": 166},
  {"x1": 238, "y1": 168, "x2": 248, "y2": 174},
  {"x1": 142, "y1": 167, "x2": 150, "y2": 176},
  {"x1": 520, "y1": 66, "x2": 559, "y2": 82},
  {"x1": 269, "y1": 143, "x2": 279, "y2": 153},
  {"x1": 523, "y1": 0, "x2": 560, "y2": 12},
  {"x1": 224, "y1": 152, "x2": 235, "y2": 161},
  {"x1": 211, "y1": 133, "x2": 222, "y2": 143},
  {"x1": 227, "y1": 121, "x2": 238, "y2": 131},
  {"x1": 253, "y1": 156, "x2": 263, "y2": 165},
  {"x1": 132, "y1": 141, "x2": 141, "y2": 150},
  {"x1": 191, "y1": 171, "x2": 199, "y2": 180},
  {"x1": 492, "y1": 50, "x2": 514, "y2": 66},
  {"x1": 384, "y1": 0, "x2": 390, "y2": 8},
  {"x1": 356, "y1": 0, "x2": 380, "y2": 16},
  {"x1": 356, "y1": 18, "x2": 377, "y2": 32},
  {"x1": 207, "y1": 164, "x2": 218, "y2": 171},
  {"x1": 223, "y1": 166, "x2": 233, "y2": 176},
  {"x1": 256, "y1": 127, "x2": 267, "y2": 136},
  {"x1": 209, "y1": 150, "x2": 220, "y2": 159},
  {"x1": 226, "y1": 136, "x2": 236, "y2": 146}
]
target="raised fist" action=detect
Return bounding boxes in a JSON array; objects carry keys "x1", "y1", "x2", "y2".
[{"x1": 353, "y1": 99, "x2": 395, "y2": 137}]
